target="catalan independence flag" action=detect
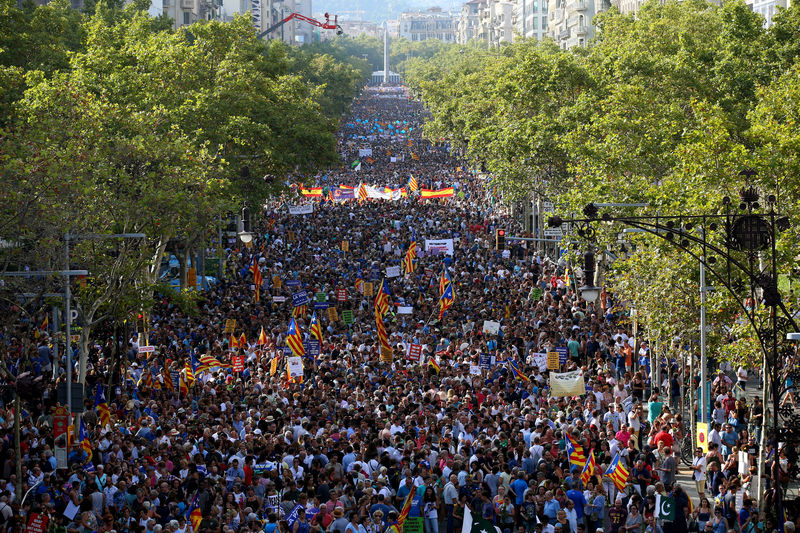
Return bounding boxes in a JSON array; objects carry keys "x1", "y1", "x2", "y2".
[
  {"x1": 428, "y1": 358, "x2": 440, "y2": 374},
  {"x1": 566, "y1": 432, "x2": 587, "y2": 467},
  {"x1": 355, "y1": 277, "x2": 364, "y2": 293},
  {"x1": 94, "y1": 384, "x2": 111, "y2": 428},
  {"x1": 286, "y1": 318, "x2": 305, "y2": 357},
  {"x1": 420, "y1": 187, "x2": 454, "y2": 199},
  {"x1": 439, "y1": 266, "x2": 451, "y2": 296},
  {"x1": 507, "y1": 359, "x2": 530, "y2": 382},
  {"x1": 438, "y1": 282, "x2": 454, "y2": 319},
  {"x1": 357, "y1": 182, "x2": 368, "y2": 202},
  {"x1": 78, "y1": 418, "x2": 92, "y2": 462},
  {"x1": 580, "y1": 449, "x2": 596, "y2": 486},
  {"x1": 186, "y1": 492, "x2": 203, "y2": 532},
  {"x1": 375, "y1": 278, "x2": 391, "y2": 317},
  {"x1": 310, "y1": 312, "x2": 323, "y2": 344},
  {"x1": 605, "y1": 453, "x2": 630, "y2": 492}
]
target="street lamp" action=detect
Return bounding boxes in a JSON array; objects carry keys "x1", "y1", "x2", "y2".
[
  {"x1": 238, "y1": 205, "x2": 253, "y2": 245},
  {"x1": 547, "y1": 179, "x2": 797, "y2": 528},
  {"x1": 578, "y1": 248, "x2": 601, "y2": 302}
]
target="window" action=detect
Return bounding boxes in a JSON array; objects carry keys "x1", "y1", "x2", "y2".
[
  {"x1": 183, "y1": 10, "x2": 191, "y2": 24},
  {"x1": 533, "y1": 17, "x2": 538, "y2": 29}
]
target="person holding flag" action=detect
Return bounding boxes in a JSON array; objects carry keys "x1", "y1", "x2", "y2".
[
  {"x1": 286, "y1": 318, "x2": 306, "y2": 357},
  {"x1": 310, "y1": 311, "x2": 323, "y2": 344},
  {"x1": 438, "y1": 282, "x2": 454, "y2": 320},
  {"x1": 403, "y1": 230, "x2": 417, "y2": 275}
]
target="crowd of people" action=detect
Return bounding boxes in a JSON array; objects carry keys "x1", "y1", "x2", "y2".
[{"x1": 2, "y1": 85, "x2": 798, "y2": 533}]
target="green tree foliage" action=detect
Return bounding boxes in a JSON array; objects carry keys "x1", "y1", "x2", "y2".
[{"x1": 406, "y1": 0, "x2": 800, "y2": 364}]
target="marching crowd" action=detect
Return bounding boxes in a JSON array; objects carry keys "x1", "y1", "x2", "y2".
[{"x1": 1, "y1": 86, "x2": 797, "y2": 533}]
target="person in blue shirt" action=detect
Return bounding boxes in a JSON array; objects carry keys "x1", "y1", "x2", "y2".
[
  {"x1": 509, "y1": 472, "x2": 528, "y2": 507},
  {"x1": 565, "y1": 486, "x2": 586, "y2": 522},
  {"x1": 542, "y1": 491, "x2": 560, "y2": 524}
]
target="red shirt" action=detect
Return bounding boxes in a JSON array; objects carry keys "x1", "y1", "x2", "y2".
[{"x1": 653, "y1": 431, "x2": 674, "y2": 449}]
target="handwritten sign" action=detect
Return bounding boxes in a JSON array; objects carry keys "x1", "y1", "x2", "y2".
[
  {"x1": 547, "y1": 352, "x2": 560, "y2": 370},
  {"x1": 363, "y1": 282, "x2": 374, "y2": 297},
  {"x1": 286, "y1": 356, "x2": 303, "y2": 378},
  {"x1": 224, "y1": 319, "x2": 236, "y2": 333},
  {"x1": 232, "y1": 356, "x2": 245, "y2": 373},
  {"x1": 270, "y1": 357, "x2": 279, "y2": 376},
  {"x1": 341, "y1": 240, "x2": 349, "y2": 252},
  {"x1": 470, "y1": 365, "x2": 482, "y2": 376},
  {"x1": 328, "y1": 307, "x2": 338, "y2": 322},
  {"x1": 386, "y1": 265, "x2": 401, "y2": 278},
  {"x1": 336, "y1": 288, "x2": 347, "y2": 302}
]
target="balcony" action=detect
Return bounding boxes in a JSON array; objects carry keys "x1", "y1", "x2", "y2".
[
  {"x1": 180, "y1": 0, "x2": 193, "y2": 8},
  {"x1": 572, "y1": 0, "x2": 587, "y2": 10},
  {"x1": 558, "y1": 27, "x2": 570, "y2": 39},
  {"x1": 575, "y1": 25, "x2": 588, "y2": 35}
]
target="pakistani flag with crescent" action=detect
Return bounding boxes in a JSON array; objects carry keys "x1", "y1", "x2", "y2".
[{"x1": 655, "y1": 494, "x2": 675, "y2": 521}]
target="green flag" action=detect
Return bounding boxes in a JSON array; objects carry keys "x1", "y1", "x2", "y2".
[
  {"x1": 351, "y1": 159, "x2": 360, "y2": 169},
  {"x1": 462, "y1": 505, "x2": 497, "y2": 533},
  {"x1": 656, "y1": 494, "x2": 675, "y2": 521}
]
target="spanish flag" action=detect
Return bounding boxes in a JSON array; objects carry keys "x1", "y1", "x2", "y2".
[
  {"x1": 428, "y1": 358, "x2": 440, "y2": 374},
  {"x1": 257, "y1": 326, "x2": 268, "y2": 346},
  {"x1": 300, "y1": 187, "x2": 322, "y2": 197},
  {"x1": 420, "y1": 188, "x2": 454, "y2": 199}
]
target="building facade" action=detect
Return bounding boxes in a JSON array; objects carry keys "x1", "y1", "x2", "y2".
[
  {"x1": 546, "y1": 0, "x2": 609, "y2": 48},
  {"x1": 456, "y1": 0, "x2": 484, "y2": 44},
  {"x1": 397, "y1": 7, "x2": 457, "y2": 42},
  {"x1": 513, "y1": 0, "x2": 548, "y2": 40}
]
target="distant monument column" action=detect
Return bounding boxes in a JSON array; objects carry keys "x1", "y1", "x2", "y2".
[{"x1": 383, "y1": 21, "x2": 389, "y2": 84}]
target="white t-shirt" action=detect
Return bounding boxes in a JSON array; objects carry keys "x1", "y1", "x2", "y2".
[
  {"x1": 692, "y1": 456, "x2": 706, "y2": 481},
  {"x1": 737, "y1": 367, "x2": 748, "y2": 383}
]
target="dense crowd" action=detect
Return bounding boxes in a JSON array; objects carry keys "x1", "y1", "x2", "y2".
[{"x1": 1, "y1": 85, "x2": 798, "y2": 533}]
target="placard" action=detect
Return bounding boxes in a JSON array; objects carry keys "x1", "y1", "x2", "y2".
[
  {"x1": 386, "y1": 265, "x2": 401, "y2": 278},
  {"x1": 304, "y1": 340, "x2": 321, "y2": 358},
  {"x1": 532, "y1": 354, "x2": 547, "y2": 372},
  {"x1": 407, "y1": 344, "x2": 422, "y2": 362},
  {"x1": 286, "y1": 230, "x2": 296, "y2": 242},
  {"x1": 479, "y1": 355, "x2": 495, "y2": 370},
  {"x1": 315, "y1": 292, "x2": 327, "y2": 302},
  {"x1": 328, "y1": 307, "x2": 338, "y2": 322},
  {"x1": 272, "y1": 275, "x2": 282, "y2": 289},
  {"x1": 292, "y1": 290, "x2": 309, "y2": 307},
  {"x1": 313, "y1": 301, "x2": 329, "y2": 310},
  {"x1": 272, "y1": 296, "x2": 287, "y2": 303},
  {"x1": 556, "y1": 347, "x2": 568, "y2": 365},
  {"x1": 547, "y1": 352, "x2": 560, "y2": 370},
  {"x1": 549, "y1": 370, "x2": 586, "y2": 397},
  {"x1": 270, "y1": 357, "x2": 279, "y2": 376},
  {"x1": 286, "y1": 279, "x2": 301, "y2": 288},
  {"x1": 696, "y1": 422, "x2": 708, "y2": 454},
  {"x1": 381, "y1": 346, "x2": 393, "y2": 362},
  {"x1": 232, "y1": 356, "x2": 245, "y2": 372},
  {"x1": 469, "y1": 365, "x2": 482, "y2": 375},
  {"x1": 482, "y1": 320, "x2": 501, "y2": 335},
  {"x1": 404, "y1": 518, "x2": 423, "y2": 533},
  {"x1": 397, "y1": 306, "x2": 413, "y2": 314},
  {"x1": 138, "y1": 345, "x2": 155, "y2": 354},
  {"x1": 287, "y1": 356, "x2": 303, "y2": 378},
  {"x1": 424, "y1": 239, "x2": 454, "y2": 255},
  {"x1": 187, "y1": 267, "x2": 197, "y2": 288},
  {"x1": 341, "y1": 240, "x2": 349, "y2": 252},
  {"x1": 363, "y1": 282, "x2": 374, "y2": 297},
  {"x1": 26, "y1": 513, "x2": 49, "y2": 533},
  {"x1": 224, "y1": 319, "x2": 236, "y2": 333},
  {"x1": 342, "y1": 310, "x2": 354, "y2": 325},
  {"x1": 336, "y1": 288, "x2": 347, "y2": 302},
  {"x1": 288, "y1": 204, "x2": 314, "y2": 215}
]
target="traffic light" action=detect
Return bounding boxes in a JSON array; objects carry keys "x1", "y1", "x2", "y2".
[{"x1": 496, "y1": 229, "x2": 506, "y2": 250}]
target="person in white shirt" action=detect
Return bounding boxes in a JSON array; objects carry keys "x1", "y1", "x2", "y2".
[
  {"x1": 737, "y1": 366, "x2": 748, "y2": 391},
  {"x1": 691, "y1": 447, "x2": 707, "y2": 497}
]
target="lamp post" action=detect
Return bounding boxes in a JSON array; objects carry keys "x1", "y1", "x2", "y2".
[
  {"x1": 238, "y1": 205, "x2": 254, "y2": 246},
  {"x1": 547, "y1": 180, "x2": 797, "y2": 530}
]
